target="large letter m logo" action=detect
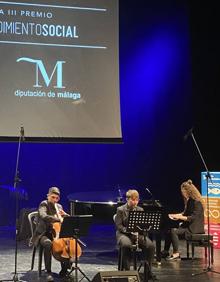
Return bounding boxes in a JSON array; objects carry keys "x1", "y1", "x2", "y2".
[{"x1": 17, "y1": 57, "x2": 65, "y2": 89}]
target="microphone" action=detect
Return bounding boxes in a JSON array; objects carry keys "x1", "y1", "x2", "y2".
[
  {"x1": 20, "y1": 126, "x2": 25, "y2": 141},
  {"x1": 118, "y1": 188, "x2": 122, "y2": 197},
  {"x1": 145, "y1": 187, "x2": 161, "y2": 207},
  {"x1": 184, "y1": 127, "x2": 193, "y2": 141},
  {"x1": 145, "y1": 187, "x2": 153, "y2": 198},
  {"x1": 117, "y1": 187, "x2": 123, "y2": 202}
]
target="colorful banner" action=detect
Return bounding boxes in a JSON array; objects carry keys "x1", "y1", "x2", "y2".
[
  {"x1": 201, "y1": 171, "x2": 220, "y2": 197},
  {"x1": 201, "y1": 172, "x2": 220, "y2": 248}
]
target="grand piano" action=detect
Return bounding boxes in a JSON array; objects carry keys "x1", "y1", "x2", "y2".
[
  {"x1": 68, "y1": 190, "x2": 177, "y2": 262},
  {"x1": 68, "y1": 190, "x2": 124, "y2": 221}
]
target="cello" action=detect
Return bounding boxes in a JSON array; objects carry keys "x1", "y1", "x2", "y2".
[{"x1": 51, "y1": 206, "x2": 82, "y2": 263}]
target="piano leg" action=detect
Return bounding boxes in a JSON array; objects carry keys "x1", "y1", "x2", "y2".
[
  {"x1": 149, "y1": 232, "x2": 162, "y2": 263},
  {"x1": 155, "y1": 233, "x2": 162, "y2": 263}
]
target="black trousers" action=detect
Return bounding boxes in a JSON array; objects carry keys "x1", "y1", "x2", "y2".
[
  {"x1": 39, "y1": 235, "x2": 70, "y2": 273},
  {"x1": 119, "y1": 234, "x2": 155, "y2": 270},
  {"x1": 164, "y1": 227, "x2": 191, "y2": 253},
  {"x1": 39, "y1": 235, "x2": 53, "y2": 272}
]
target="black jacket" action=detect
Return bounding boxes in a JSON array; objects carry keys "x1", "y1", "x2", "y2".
[
  {"x1": 32, "y1": 200, "x2": 62, "y2": 246},
  {"x1": 181, "y1": 198, "x2": 204, "y2": 234},
  {"x1": 115, "y1": 203, "x2": 143, "y2": 242}
]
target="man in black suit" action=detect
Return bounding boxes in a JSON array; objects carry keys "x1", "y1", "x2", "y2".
[
  {"x1": 33, "y1": 187, "x2": 69, "y2": 281},
  {"x1": 115, "y1": 189, "x2": 155, "y2": 272}
]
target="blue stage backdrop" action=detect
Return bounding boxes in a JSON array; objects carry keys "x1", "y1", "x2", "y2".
[{"x1": 0, "y1": 0, "x2": 193, "y2": 225}]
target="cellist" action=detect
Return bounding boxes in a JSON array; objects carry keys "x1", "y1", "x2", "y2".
[{"x1": 32, "y1": 187, "x2": 70, "y2": 282}]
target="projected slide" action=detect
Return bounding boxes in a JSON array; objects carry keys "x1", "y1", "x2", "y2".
[{"x1": 0, "y1": 0, "x2": 121, "y2": 142}]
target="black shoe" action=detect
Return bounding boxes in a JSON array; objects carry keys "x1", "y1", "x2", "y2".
[
  {"x1": 46, "y1": 272, "x2": 54, "y2": 282},
  {"x1": 148, "y1": 271, "x2": 158, "y2": 281},
  {"x1": 161, "y1": 250, "x2": 169, "y2": 258},
  {"x1": 59, "y1": 268, "x2": 68, "y2": 277}
]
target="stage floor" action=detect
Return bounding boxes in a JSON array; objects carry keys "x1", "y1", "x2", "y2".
[{"x1": 0, "y1": 224, "x2": 220, "y2": 282}]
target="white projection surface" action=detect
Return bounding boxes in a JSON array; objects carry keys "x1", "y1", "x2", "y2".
[{"x1": 0, "y1": 0, "x2": 121, "y2": 142}]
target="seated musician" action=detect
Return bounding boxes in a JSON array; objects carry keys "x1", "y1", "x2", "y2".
[
  {"x1": 115, "y1": 189, "x2": 155, "y2": 276},
  {"x1": 32, "y1": 187, "x2": 70, "y2": 282},
  {"x1": 162, "y1": 179, "x2": 204, "y2": 260}
]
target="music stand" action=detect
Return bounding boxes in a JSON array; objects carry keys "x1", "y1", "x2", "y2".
[
  {"x1": 127, "y1": 210, "x2": 162, "y2": 234},
  {"x1": 59, "y1": 215, "x2": 93, "y2": 282},
  {"x1": 127, "y1": 211, "x2": 162, "y2": 281}
]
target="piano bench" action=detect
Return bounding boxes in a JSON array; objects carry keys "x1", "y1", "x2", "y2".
[{"x1": 186, "y1": 234, "x2": 214, "y2": 263}]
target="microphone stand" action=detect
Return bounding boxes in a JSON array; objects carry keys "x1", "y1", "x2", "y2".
[
  {"x1": 0, "y1": 127, "x2": 25, "y2": 282},
  {"x1": 186, "y1": 129, "x2": 220, "y2": 276}
]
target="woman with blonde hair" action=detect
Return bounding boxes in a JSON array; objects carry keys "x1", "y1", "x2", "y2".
[{"x1": 162, "y1": 179, "x2": 204, "y2": 260}]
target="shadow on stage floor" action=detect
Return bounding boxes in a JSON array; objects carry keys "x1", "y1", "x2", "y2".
[{"x1": 0, "y1": 224, "x2": 220, "y2": 282}]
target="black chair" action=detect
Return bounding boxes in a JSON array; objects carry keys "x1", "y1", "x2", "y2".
[
  {"x1": 113, "y1": 214, "x2": 149, "y2": 277},
  {"x1": 28, "y1": 211, "x2": 44, "y2": 276},
  {"x1": 186, "y1": 233, "x2": 214, "y2": 263},
  {"x1": 117, "y1": 240, "x2": 142, "y2": 271}
]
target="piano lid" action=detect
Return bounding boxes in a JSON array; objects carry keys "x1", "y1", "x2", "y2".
[{"x1": 67, "y1": 190, "x2": 125, "y2": 204}]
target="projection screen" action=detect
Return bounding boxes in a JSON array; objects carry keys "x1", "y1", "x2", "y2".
[{"x1": 0, "y1": 0, "x2": 121, "y2": 142}]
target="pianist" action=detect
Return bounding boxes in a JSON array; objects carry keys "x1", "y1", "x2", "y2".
[
  {"x1": 162, "y1": 179, "x2": 204, "y2": 260},
  {"x1": 115, "y1": 189, "x2": 155, "y2": 272}
]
